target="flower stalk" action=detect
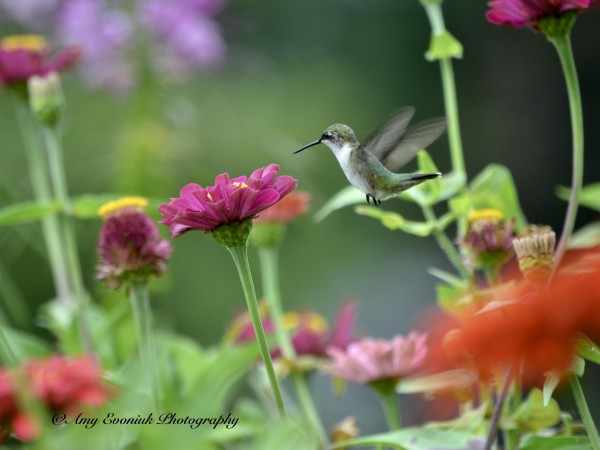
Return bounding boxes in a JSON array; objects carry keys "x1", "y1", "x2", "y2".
[
  {"x1": 42, "y1": 124, "x2": 93, "y2": 354},
  {"x1": 227, "y1": 245, "x2": 287, "y2": 417},
  {"x1": 13, "y1": 98, "x2": 71, "y2": 303},
  {"x1": 129, "y1": 281, "x2": 162, "y2": 412},
  {"x1": 258, "y1": 246, "x2": 327, "y2": 443},
  {"x1": 569, "y1": 374, "x2": 600, "y2": 450},
  {"x1": 422, "y1": 205, "x2": 472, "y2": 283},
  {"x1": 547, "y1": 31, "x2": 584, "y2": 272},
  {"x1": 376, "y1": 388, "x2": 402, "y2": 431}
]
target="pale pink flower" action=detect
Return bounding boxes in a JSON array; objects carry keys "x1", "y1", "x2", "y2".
[{"x1": 327, "y1": 332, "x2": 427, "y2": 385}]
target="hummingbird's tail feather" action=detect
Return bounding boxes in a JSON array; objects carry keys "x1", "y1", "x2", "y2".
[
  {"x1": 392, "y1": 172, "x2": 441, "y2": 194},
  {"x1": 410, "y1": 172, "x2": 441, "y2": 181}
]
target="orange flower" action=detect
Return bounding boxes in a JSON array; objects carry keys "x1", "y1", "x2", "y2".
[
  {"x1": 428, "y1": 248, "x2": 600, "y2": 385},
  {"x1": 254, "y1": 191, "x2": 310, "y2": 224}
]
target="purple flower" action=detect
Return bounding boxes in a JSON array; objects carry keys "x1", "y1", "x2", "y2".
[
  {"x1": 57, "y1": 0, "x2": 134, "y2": 94},
  {"x1": 486, "y1": 0, "x2": 596, "y2": 28},
  {"x1": 1, "y1": 0, "x2": 228, "y2": 93},
  {"x1": 139, "y1": 0, "x2": 226, "y2": 74},
  {"x1": 327, "y1": 333, "x2": 428, "y2": 385},
  {"x1": 159, "y1": 164, "x2": 297, "y2": 238},
  {"x1": 97, "y1": 197, "x2": 172, "y2": 289},
  {"x1": 0, "y1": 35, "x2": 79, "y2": 88}
]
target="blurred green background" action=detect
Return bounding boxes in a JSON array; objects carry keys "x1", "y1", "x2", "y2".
[{"x1": 1, "y1": 0, "x2": 599, "y2": 435}]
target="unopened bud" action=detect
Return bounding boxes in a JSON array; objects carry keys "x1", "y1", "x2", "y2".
[{"x1": 28, "y1": 72, "x2": 64, "y2": 127}]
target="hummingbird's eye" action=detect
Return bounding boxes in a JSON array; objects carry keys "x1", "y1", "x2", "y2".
[{"x1": 322, "y1": 132, "x2": 332, "y2": 140}]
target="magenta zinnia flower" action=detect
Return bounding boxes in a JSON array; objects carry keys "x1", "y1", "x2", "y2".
[
  {"x1": 486, "y1": 0, "x2": 596, "y2": 28},
  {"x1": 97, "y1": 197, "x2": 172, "y2": 289},
  {"x1": 159, "y1": 164, "x2": 297, "y2": 238},
  {"x1": 0, "y1": 35, "x2": 79, "y2": 88},
  {"x1": 327, "y1": 333, "x2": 427, "y2": 385}
]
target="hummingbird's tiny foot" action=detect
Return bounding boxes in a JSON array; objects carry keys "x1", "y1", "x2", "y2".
[{"x1": 366, "y1": 194, "x2": 381, "y2": 206}]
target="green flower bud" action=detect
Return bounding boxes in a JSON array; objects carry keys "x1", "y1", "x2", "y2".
[{"x1": 28, "y1": 72, "x2": 64, "y2": 127}]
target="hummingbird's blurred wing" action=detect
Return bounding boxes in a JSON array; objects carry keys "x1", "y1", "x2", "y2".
[{"x1": 363, "y1": 108, "x2": 447, "y2": 172}]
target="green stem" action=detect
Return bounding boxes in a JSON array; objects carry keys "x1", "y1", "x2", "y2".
[
  {"x1": 569, "y1": 374, "x2": 600, "y2": 450},
  {"x1": 129, "y1": 282, "x2": 162, "y2": 412},
  {"x1": 422, "y1": 0, "x2": 466, "y2": 176},
  {"x1": 376, "y1": 389, "x2": 401, "y2": 431},
  {"x1": 227, "y1": 245, "x2": 287, "y2": 417},
  {"x1": 422, "y1": 205, "x2": 472, "y2": 283},
  {"x1": 258, "y1": 248, "x2": 294, "y2": 357},
  {"x1": 42, "y1": 125, "x2": 93, "y2": 354},
  {"x1": 13, "y1": 99, "x2": 71, "y2": 303},
  {"x1": 440, "y1": 58, "x2": 466, "y2": 176},
  {"x1": 258, "y1": 247, "x2": 327, "y2": 445},
  {"x1": 549, "y1": 34, "x2": 584, "y2": 271}
]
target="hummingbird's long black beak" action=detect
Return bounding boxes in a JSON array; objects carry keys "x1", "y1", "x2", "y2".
[{"x1": 293, "y1": 139, "x2": 321, "y2": 154}]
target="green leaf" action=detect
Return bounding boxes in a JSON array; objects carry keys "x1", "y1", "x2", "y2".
[
  {"x1": 355, "y1": 206, "x2": 434, "y2": 236},
  {"x1": 423, "y1": 404, "x2": 488, "y2": 435},
  {"x1": 428, "y1": 267, "x2": 464, "y2": 288},
  {"x1": 569, "y1": 222, "x2": 600, "y2": 249},
  {"x1": 314, "y1": 186, "x2": 364, "y2": 222},
  {"x1": 0, "y1": 327, "x2": 53, "y2": 361},
  {"x1": 505, "y1": 388, "x2": 561, "y2": 432},
  {"x1": 0, "y1": 201, "x2": 62, "y2": 226},
  {"x1": 396, "y1": 369, "x2": 477, "y2": 394},
  {"x1": 467, "y1": 164, "x2": 527, "y2": 230},
  {"x1": 519, "y1": 435, "x2": 590, "y2": 450},
  {"x1": 331, "y1": 428, "x2": 484, "y2": 449},
  {"x1": 425, "y1": 30, "x2": 464, "y2": 61},
  {"x1": 576, "y1": 335, "x2": 600, "y2": 365},
  {"x1": 557, "y1": 182, "x2": 600, "y2": 212},
  {"x1": 437, "y1": 171, "x2": 466, "y2": 202}
]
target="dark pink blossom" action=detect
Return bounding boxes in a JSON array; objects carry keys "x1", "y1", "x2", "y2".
[
  {"x1": 486, "y1": 0, "x2": 596, "y2": 28},
  {"x1": 159, "y1": 164, "x2": 297, "y2": 237},
  {"x1": 0, "y1": 35, "x2": 79, "y2": 87},
  {"x1": 97, "y1": 200, "x2": 171, "y2": 289}
]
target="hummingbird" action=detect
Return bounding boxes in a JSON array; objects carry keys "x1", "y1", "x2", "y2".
[{"x1": 294, "y1": 107, "x2": 446, "y2": 205}]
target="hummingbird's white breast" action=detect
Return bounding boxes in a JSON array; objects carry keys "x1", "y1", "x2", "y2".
[{"x1": 330, "y1": 143, "x2": 372, "y2": 194}]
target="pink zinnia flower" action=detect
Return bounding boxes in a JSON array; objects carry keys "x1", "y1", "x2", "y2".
[
  {"x1": 97, "y1": 197, "x2": 172, "y2": 289},
  {"x1": 159, "y1": 164, "x2": 297, "y2": 238},
  {"x1": 327, "y1": 333, "x2": 428, "y2": 385},
  {"x1": 486, "y1": 0, "x2": 596, "y2": 28},
  {"x1": 0, "y1": 35, "x2": 79, "y2": 87}
]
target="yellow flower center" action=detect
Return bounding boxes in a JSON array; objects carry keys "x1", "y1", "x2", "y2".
[
  {"x1": 283, "y1": 312, "x2": 328, "y2": 334},
  {"x1": 1, "y1": 35, "x2": 47, "y2": 52},
  {"x1": 468, "y1": 208, "x2": 504, "y2": 224},
  {"x1": 232, "y1": 181, "x2": 248, "y2": 189},
  {"x1": 99, "y1": 196, "x2": 148, "y2": 219}
]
